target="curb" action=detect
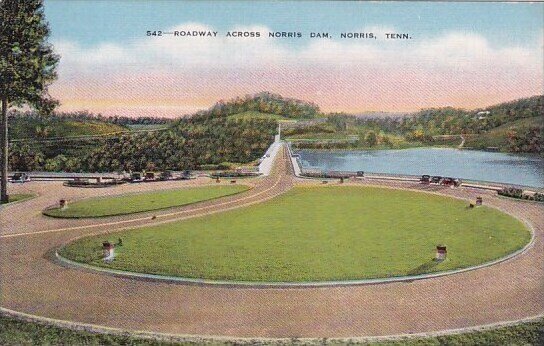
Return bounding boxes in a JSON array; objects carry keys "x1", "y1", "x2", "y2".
[
  {"x1": 41, "y1": 184, "x2": 252, "y2": 219},
  {"x1": 1, "y1": 307, "x2": 543, "y2": 344},
  {"x1": 54, "y1": 216, "x2": 535, "y2": 288}
]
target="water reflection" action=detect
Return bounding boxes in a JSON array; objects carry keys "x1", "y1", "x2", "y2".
[{"x1": 297, "y1": 148, "x2": 544, "y2": 188}]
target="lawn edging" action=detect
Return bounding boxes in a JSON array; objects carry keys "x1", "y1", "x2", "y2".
[
  {"x1": 0, "y1": 193, "x2": 37, "y2": 209},
  {"x1": 1, "y1": 306, "x2": 543, "y2": 344},
  {"x1": 54, "y1": 215, "x2": 535, "y2": 288},
  {"x1": 41, "y1": 184, "x2": 252, "y2": 219}
]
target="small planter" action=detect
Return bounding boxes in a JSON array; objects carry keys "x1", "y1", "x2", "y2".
[
  {"x1": 435, "y1": 245, "x2": 447, "y2": 261},
  {"x1": 102, "y1": 241, "x2": 115, "y2": 263}
]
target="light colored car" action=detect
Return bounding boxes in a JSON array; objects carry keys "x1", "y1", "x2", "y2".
[{"x1": 11, "y1": 172, "x2": 30, "y2": 183}]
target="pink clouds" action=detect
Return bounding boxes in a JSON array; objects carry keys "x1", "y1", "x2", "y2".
[{"x1": 49, "y1": 27, "x2": 543, "y2": 117}]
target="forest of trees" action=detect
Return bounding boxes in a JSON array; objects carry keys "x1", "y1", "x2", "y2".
[
  {"x1": 191, "y1": 91, "x2": 320, "y2": 121},
  {"x1": 8, "y1": 110, "x2": 173, "y2": 130},
  {"x1": 9, "y1": 117, "x2": 277, "y2": 172},
  {"x1": 6, "y1": 94, "x2": 542, "y2": 172},
  {"x1": 7, "y1": 94, "x2": 297, "y2": 172},
  {"x1": 295, "y1": 95, "x2": 543, "y2": 153}
]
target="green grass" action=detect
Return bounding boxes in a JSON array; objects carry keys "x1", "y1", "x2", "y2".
[
  {"x1": 0, "y1": 194, "x2": 35, "y2": 205},
  {"x1": 0, "y1": 315, "x2": 169, "y2": 346},
  {"x1": 10, "y1": 118, "x2": 127, "y2": 140},
  {"x1": 44, "y1": 185, "x2": 249, "y2": 218},
  {"x1": 464, "y1": 115, "x2": 544, "y2": 150},
  {"x1": 1, "y1": 314, "x2": 542, "y2": 345},
  {"x1": 227, "y1": 111, "x2": 297, "y2": 122},
  {"x1": 126, "y1": 124, "x2": 170, "y2": 131},
  {"x1": 61, "y1": 186, "x2": 530, "y2": 282}
]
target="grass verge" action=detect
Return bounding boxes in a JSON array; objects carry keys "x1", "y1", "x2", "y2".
[
  {"x1": 0, "y1": 314, "x2": 542, "y2": 345},
  {"x1": 0, "y1": 194, "x2": 35, "y2": 205},
  {"x1": 43, "y1": 185, "x2": 249, "y2": 218}
]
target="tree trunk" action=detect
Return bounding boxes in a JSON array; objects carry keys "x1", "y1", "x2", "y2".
[{"x1": 1, "y1": 96, "x2": 8, "y2": 203}]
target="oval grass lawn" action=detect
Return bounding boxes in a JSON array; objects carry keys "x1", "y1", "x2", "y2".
[
  {"x1": 60, "y1": 186, "x2": 531, "y2": 282},
  {"x1": 44, "y1": 185, "x2": 249, "y2": 218}
]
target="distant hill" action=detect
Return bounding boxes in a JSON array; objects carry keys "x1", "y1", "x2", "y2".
[
  {"x1": 398, "y1": 95, "x2": 543, "y2": 153},
  {"x1": 191, "y1": 92, "x2": 320, "y2": 121},
  {"x1": 8, "y1": 113, "x2": 128, "y2": 140},
  {"x1": 464, "y1": 115, "x2": 543, "y2": 152},
  {"x1": 354, "y1": 111, "x2": 408, "y2": 119},
  {"x1": 286, "y1": 95, "x2": 542, "y2": 154},
  {"x1": 226, "y1": 110, "x2": 297, "y2": 122}
]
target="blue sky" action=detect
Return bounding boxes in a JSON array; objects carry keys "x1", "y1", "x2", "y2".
[
  {"x1": 45, "y1": 1, "x2": 542, "y2": 48},
  {"x1": 42, "y1": 1, "x2": 543, "y2": 117}
]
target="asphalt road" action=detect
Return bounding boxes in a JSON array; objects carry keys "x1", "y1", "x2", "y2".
[{"x1": 1, "y1": 144, "x2": 542, "y2": 340}]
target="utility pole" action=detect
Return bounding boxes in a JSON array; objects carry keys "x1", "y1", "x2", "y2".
[{"x1": 0, "y1": 96, "x2": 8, "y2": 202}]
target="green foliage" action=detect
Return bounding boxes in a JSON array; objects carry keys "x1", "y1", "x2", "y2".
[
  {"x1": 191, "y1": 91, "x2": 320, "y2": 121},
  {"x1": 8, "y1": 115, "x2": 277, "y2": 172},
  {"x1": 0, "y1": 193, "x2": 34, "y2": 204},
  {"x1": 1, "y1": 314, "x2": 542, "y2": 345},
  {"x1": 226, "y1": 110, "x2": 295, "y2": 121},
  {"x1": 8, "y1": 111, "x2": 128, "y2": 140},
  {"x1": 61, "y1": 186, "x2": 530, "y2": 282},
  {"x1": 505, "y1": 125, "x2": 543, "y2": 153},
  {"x1": 8, "y1": 143, "x2": 44, "y2": 171},
  {"x1": 0, "y1": 315, "x2": 170, "y2": 346},
  {"x1": 498, "y1": 187, "x2": 524, "y2": 199},
  {"x1": 289, "y1": 96, "x2": 543, "y2": 153},
  {"x1": 365, "y1": 130, "x2": 378, "y2": 146},
  {"x1": 0, "y1": 0, "x2": 59, "y2": 110},
  {"x1": 85, "y1": 117, "x2": 275, "y2": 172},
  {"x1": 499, "y1": 187, "x2": 544, "y2": 202},
  {"x1": 375, "y1": 319, "x2": 544, "y2": 345}
]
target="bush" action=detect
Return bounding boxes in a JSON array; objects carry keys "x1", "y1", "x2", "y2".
[{"x1": 498, "y1": 187, "x2": 523, "y2": 199}]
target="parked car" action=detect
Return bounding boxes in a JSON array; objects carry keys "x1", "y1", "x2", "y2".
[
  {"x1": 180, "y1": 170, "x2": 193, "y2": 180},
  {"x1": 420, "y1": 175, "x2": 431, "y2": 184},
  {"x1": 11, "y1": 172, "x2": 30, "y2": 183},
  {"x1": 144, "y1": 172, "x2": 156, "y2": 181},
  {"x1": 130, "y1": 172, "x2": 144, "y2": 182},
  {"x1": 430, "y1": 176, "x2": 442, "y2": 184},
  {"x1": 159, "y1": 170, "x2": 173, "y2": 181},
  {"x1": 441, "y1": 177, "x2": 455, "y2": 186}
]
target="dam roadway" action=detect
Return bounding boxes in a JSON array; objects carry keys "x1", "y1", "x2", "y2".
[{"x1": 1, "y1": 143, "x2": 543, "y2": 342}]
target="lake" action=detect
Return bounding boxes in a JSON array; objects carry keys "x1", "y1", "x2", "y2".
[{"x1": 295, "y1": 148, "x2": 544, "y2": 188}]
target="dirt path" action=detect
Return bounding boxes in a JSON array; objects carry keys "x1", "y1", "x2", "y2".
[{"x1": 1, "y1": 144, "x2": 542, "y2": 340}]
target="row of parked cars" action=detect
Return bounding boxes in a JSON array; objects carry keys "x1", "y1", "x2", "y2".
[
  {"x1": 128, "y1": 170, "x2": 193, "y2": 183},
  {"x1": 420, "y1": 175, "x2": 462, "y2": 187}
]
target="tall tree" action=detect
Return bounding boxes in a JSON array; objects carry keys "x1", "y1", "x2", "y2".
[{"x1": 0, "y1": 0, "x2": 58, "y2": 202}]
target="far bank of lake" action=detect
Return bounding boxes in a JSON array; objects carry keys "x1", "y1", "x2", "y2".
[{"x1": 295, "y1": 147, "x2": 544, "y2": 188}]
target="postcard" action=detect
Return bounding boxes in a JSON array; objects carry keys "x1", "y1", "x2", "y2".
[{"x1": 0, "y1": 1, "x2": 542, "y2": 345}]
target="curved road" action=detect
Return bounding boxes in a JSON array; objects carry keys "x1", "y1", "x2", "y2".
[{"x1": 1, "y1": 144, "x2": 543, "y2": 340}]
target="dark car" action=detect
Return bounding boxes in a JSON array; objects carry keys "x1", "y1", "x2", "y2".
[
  {"x1": 441, "y1": 177, "x2": 455, "y2": 186},
  {"x1": 159, "y1": 171, "x2": 173, "y2": 181},
  {"x1": 130, "y1": 172, "x2": 144, "y2": 182},
  {"x1": 144, "y1": 172, "x2": 156, "y2": 181},
  {"x1": 420, "y1": 175, "x2": 431, "y2": 183},
  {"x1": 431, "y1": 176, "x2": 442, "y2": 184}
]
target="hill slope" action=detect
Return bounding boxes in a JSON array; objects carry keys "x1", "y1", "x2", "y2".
[{"x1": 9, "y1": 114, "x2": 127, "y2": 140}]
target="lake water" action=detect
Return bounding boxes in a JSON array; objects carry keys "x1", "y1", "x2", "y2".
[{"x1": 296, "y1": 148, "x2": 544, "y2": 188}]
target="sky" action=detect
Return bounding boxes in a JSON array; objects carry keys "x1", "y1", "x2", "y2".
[{"x1": 44, "y1": 1, "x2": 544, "y2": 117}]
